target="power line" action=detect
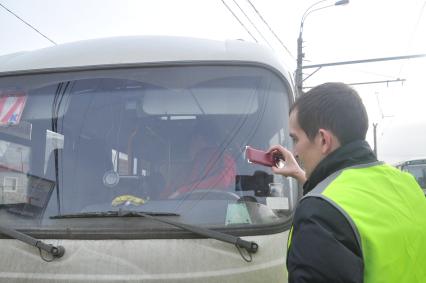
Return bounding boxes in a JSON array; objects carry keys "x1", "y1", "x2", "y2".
[
  {"x1": 245, "y1": 0, "x2": 295, "y2": 59},
  {"x1": 303, "y1": 54, "x2": 426, "y2": 69},
  {"x1": 220, "y1": 0, "x2": 258, "y2": 43},
  {"x1": 375, "y1": 91, "x2": 386, "y2": 120},
  {"x1": 341, "y1": 65, "x2": 398, "y2": 79},
  {"x1": 374, "y1": 91, "x2": 394, "y2": 120},
  {"x1": 230, "y1": 0, "x2": 273, "y2": 48},
  {"x1": 397, "y1": 1, "x2": 426, "y2": 77},
  {"x1": 0, "y1": 2, "x2": 56, "y2": 45},
  {"x1": 303, "y1": 78, "x2": 406, "y2": 89}
]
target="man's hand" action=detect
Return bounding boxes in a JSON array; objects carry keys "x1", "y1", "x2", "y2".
[{"x1": 267, "y1": 145, "x2": 307, "y2": 184}]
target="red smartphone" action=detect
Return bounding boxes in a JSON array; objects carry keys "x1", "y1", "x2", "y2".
[{"x1": 245, "y1": 146, "x2": 284, "y2": 167}]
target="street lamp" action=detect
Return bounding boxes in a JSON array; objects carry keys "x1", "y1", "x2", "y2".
[{"x1": 295, "y1": 0, "x2": 349, "y2": 97}]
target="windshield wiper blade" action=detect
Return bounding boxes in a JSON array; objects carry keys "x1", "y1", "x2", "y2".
[
  {"x1": 51, "y1": 210, "x2": 258, "y2": 262},
  {"x1": 0, "y1": 224, "x2": 65, "y2": 262},
  {"x1": 50, "y1": 210, "x2": 179, "y2": 219}
]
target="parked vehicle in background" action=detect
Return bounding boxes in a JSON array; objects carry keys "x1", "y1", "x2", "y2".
[
  {"x1": 395, "y1": 159, "x2": 426, "y2": 195},
  {"x1": 0, "y1": 36, "x2": 298, "y2": 282}
]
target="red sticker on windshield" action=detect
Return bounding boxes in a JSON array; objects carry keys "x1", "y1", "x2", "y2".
[{"x1": 0, "y1": 91, "x2": 27, "y2": 125}]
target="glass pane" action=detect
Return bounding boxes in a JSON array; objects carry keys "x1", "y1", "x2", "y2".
[
  {"x1": 0, "y1": 65, "x2": 293, "y2": 232},
  {"x1": 404, "y1": 164, "x2": 426, "y2": 189}
]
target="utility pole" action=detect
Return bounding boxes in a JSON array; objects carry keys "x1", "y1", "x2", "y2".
[
  {"x1": 295, "y1": 0, "x2": 349, "y2": 97},
  {"x1": 296, "y1": 35, "x2": 303, "y2": 97}
]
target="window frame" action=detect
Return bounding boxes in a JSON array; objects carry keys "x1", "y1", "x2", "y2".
[{"x1": 0, "y1": 62, "x2": 297, "y2": 238}]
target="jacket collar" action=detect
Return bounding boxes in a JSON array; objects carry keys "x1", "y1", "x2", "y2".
[{"x1": 303, "y1": 140, "x2": 377, "y2": 195}]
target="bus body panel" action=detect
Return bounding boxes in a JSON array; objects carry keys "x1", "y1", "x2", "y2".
[{"x1": 0, "y1": 232, "x2": 288, "y2": 283}]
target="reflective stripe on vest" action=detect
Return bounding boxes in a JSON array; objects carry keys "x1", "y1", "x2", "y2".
[
  {"x1": 287, "y1": 225, "x2": 293, "y2": 250},
  {"x1": 302, "y1": 161, "x2": 426, "y2": 283}
]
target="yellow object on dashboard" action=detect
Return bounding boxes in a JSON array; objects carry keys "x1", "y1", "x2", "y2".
[{"x1": 111, "y1": 195, "x2": 146, "y2": 207}]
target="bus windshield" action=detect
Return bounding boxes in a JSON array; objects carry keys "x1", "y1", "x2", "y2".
[
  {"x1": 0, "y1": 65, "x2": 294, "y2": 234},
  {"x1": 403, "y1": 164, "x2": 426, "y2": 190}
]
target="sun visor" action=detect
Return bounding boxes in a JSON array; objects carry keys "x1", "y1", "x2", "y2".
[{"x1": 141, "y1": 87, "x2": 258, "y2": 115}]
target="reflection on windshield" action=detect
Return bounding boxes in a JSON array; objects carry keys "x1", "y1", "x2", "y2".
[
  {"x1": 0, "y1": 65, "x2": 293, "y2": 231},
  {"x1": 0, "y1": 140, "x2": 30, "y2": 204}
]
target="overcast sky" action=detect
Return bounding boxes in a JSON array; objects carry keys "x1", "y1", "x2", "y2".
[{"x1": 0, "y1": 0, "x2": 425, "y2": 163}]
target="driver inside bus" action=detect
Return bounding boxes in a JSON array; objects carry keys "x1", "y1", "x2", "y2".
[{"x1": 165, "y1": 124, "x2": 236, "y2": 199}]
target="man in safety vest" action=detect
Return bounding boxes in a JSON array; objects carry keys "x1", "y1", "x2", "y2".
[{"x1": 268, "y1": 82, "x2": 426, "y2": 283}]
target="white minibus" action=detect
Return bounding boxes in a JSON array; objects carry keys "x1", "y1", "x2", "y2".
[{"x1": 0, "y1": 36, "x2": 298, "y2": 282}]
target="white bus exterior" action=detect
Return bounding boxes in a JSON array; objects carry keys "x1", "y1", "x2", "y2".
[{"x1": 0, "y1": 36, "x2": 297, "y2": 283}]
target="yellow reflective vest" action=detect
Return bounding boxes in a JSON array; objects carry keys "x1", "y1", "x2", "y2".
[{"x1": 293, "y1": 162, "x2": 426, "y2": 283}]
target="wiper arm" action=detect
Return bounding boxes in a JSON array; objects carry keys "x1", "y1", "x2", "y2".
[
  {"x1": 51, "y1": 210, "x2": 259, "y2": 262},
  {"x1": 0, "y1": 224, "x2": 65, "y2": 262},
  {"x1": 124, "y1": 211, "x2": 259, "y2": 262},
  {"x1": 50, "y1": 210, "x2": 180, "y2": 219}
]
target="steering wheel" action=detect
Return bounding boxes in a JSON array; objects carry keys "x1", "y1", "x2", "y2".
[{"x1": 172, "y1": 189, "x2": 240, "y2": 201}]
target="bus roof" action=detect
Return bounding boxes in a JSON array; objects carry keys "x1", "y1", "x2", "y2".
[
  {"x1": 395, "y1": 158, "x2": 426, "y2": 167},
  {"x1": 0, "y1": 36, "x2": 293, "y2": 82}
]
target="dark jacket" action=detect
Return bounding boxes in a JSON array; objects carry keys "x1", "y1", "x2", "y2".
[{"x1": 287, "y1": 140, "x2": 377, "y2": 283}]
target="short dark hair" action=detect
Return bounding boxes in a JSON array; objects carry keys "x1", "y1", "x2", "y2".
[{"x1": 291, "y1": 82, "x2": 368, "y2": 145}]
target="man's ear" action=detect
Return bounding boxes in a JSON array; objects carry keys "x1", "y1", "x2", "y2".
[{"x1": 317, "y1": 129, "x2": 340, "y2": 154}]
